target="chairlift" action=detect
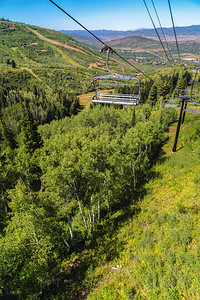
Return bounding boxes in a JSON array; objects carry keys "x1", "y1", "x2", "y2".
[
  {"x1": 91, "y1": 46, "x2": 141, "y2": 106},
  {"x1": 164, "y1": 88, "x2": 200, "y2": 114},
  {"x1": 164, "y1": 88, "x2": 197, "y2": 108}
]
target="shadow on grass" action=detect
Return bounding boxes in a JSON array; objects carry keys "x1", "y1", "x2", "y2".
[
  {"x1": 175, "y1": 144, "x2": 184, "y2": 152},
  {"x1": 78, "y1": 105, "x2": 85, "y2": 112}
]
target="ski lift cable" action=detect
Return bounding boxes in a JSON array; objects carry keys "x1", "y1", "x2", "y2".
[
  {"x1": 167, "y1": 0, "x2": 181, "y2": 61},
  {"x1": 150, "y1": 0, "x2": 173, "y2": 59},
  {"x1": 49, "y1": 0, "x2": 154, "y2": 83},
  {"x1": 142, "y1": 0, "x2": 172, "y2": 66}
]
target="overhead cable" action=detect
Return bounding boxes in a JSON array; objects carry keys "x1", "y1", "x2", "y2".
[
  {"x1": 150, "y1": 0, "x2": 173, "y2": 59},
  {"x1": 142, "y1": 0, "x2": 172, "y2": 66},
  {"x1": 167, "y1": 0, "x2": 181, "y2": 61},
  {"x1": 49, "y1": 0, "x2": 154, "y2": 83}
]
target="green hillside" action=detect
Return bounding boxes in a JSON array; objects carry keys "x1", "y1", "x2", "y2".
[
  {"x1": 0, "y1": 19, "x2": 104, "y2": 68},
  {"x1": 0, "y1": 19, "x2": 109, "y2": 129},
  {"x1": 87, "y1": 113, "x2": 200, "y2": 300},
  {"x1": 0, "y1": 18, "x2": 113, "y2": 98},
  {"x1": 1, "y1": 18, "x2": 200, "y2": 300},
  {"x1": 0, "y1": 100, "x2": 179, "y2": 299}
]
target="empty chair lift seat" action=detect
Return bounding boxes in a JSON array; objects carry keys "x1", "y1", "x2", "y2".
[
  {"x1": 93, "y1": 92, "x2": 140, "y2": 106},
  {"x1": 91, "y1": 47, "x2": 141, "y2": 106}
]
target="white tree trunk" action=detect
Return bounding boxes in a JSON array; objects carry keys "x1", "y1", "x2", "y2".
[
  {"x1": 72, "y1": 180, "x2": 88, "y2": 230},
  {"x1": 91, "y1": 195, "x2": 95, "y2": 224},
  {"x1": 131, "y1": 159, "x2": 137, "y2": 188},
  {"x1": 98, "y1": 196, "x2": 100, "y2": 221},
  {"x1": 88, "y1": 208, "x2": 92, "y2": 236},
  {"x1": 77, "y1": 198, "x2": 88, "y2": 230},
  {"x1": 2, "y1": 192, "x2": 8, "y2": 212},
  {"x1": 61, "y1": 234, "x2": 70, "y2": 248},
  {"x1": 104, "y1": 175, "x2": 111, "y2": 212},
  {"x1": 68, "y1": 219, "x2": 73, "y2": 239}
]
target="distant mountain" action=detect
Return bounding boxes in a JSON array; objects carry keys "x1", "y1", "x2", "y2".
[
  {"x1": 109, "y1": 36, "x2": 160, "y2": 50},
  {"x1": 60, "y1": 30, "x2": 139, "y2": 48},
  {"x1": 60, "y1": 25, "x2": 200, "y2": 48},
  {"x1": 131, "y1": 25, "x2": 200, "y2": 37},
  {"x1": 105, "y1": 34, "x2": 200, "y2": 57},
  {"x1": 134, "y1": 28, "x2": 150, "y2": 31}
]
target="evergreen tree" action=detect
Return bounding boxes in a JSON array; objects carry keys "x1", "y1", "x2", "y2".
[
  {"x1": 148, "y1": 84, "x2": 157, "y2": 106},
  {"x1": 20, "y1": 100, "x2": 43, "y2": 155},
  {"x1": 140, "y1": 80, "x2": 153, "y2": 103},
  {"x1": 19, "y1": 100, "x2": 43, "y2": 192},
  {"x1": 176, "y1": 75, "x2": 187, "y2": 90}
]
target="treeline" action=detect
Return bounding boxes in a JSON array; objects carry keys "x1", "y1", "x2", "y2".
[{"x1": 0, "y1": 104, "x2": 177, "y2": 299}]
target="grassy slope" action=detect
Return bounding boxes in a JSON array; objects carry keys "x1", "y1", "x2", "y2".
[
  {"x1": 0, "y1": 20, "x2": 104, "y2": 69},
  {"x1": 0, "y1": 20, "x2": 165, "y2": 80},
  {"x1": 87, "y1": 113, "x2": 200, "y2": 300},
  {"x1": 0, "y1": 20, "x2": 110, "y2": 95}
]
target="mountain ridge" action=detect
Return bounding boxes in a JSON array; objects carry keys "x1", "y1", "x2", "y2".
[{"x1": 60, "y1": 25, "x2": 200, "y2": 47}]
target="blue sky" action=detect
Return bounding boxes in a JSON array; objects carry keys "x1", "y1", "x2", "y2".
[{"x1": 0, "y1": 0, "x2": 200, "y2": 31}]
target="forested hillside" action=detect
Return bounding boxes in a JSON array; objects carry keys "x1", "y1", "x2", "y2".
[
  {"x1": 0, "y1": 102, "x2": 178, "y2": 299},
  {"x1": 1, "y1": 17, "x2": 200, "y2": 300},
  {"x1": 0, "y1": 19, "x2": 104, "y2": 129}
]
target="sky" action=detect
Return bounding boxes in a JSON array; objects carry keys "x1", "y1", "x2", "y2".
[{"x1": 0, "y1": 0, "x2": 200, "y2": 31}]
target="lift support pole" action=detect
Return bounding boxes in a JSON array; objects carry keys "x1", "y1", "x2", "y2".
[{"x1": 172, "y1": 99, "x2": 185, "y2": 153}]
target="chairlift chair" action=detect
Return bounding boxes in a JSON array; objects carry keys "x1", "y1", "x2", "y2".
[{"x1": 91, "y1": 47, "x2": 141, "y2": 106}]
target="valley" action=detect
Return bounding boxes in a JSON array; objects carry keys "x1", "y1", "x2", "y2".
[{"x1": 61, "y1": 26, "x2": 200, "y2": 65}]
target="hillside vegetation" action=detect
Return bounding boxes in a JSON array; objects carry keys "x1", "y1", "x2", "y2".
[
  {"x1": 0, "y1": 19, "x2": 112, "y2": 97},
  {"x1": 0, "y1": 19, "x2": 106, "y2": 129},
  {"x1": 1, "y1": 18, "x2": 200, "y2": 300},
  {"x1": 0, "y1": 19, "x2": 102, "y2": 69},
  {"x1": 0, "y1": 99, "x2": 178, "y2": 299},
  {"x1": 87, "y1": 113, "x2": 200, "y2": 300}
]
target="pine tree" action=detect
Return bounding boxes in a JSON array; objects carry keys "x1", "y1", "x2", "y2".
[
  {"x1": 148, "y1": 84, "x2": 157, "y2": 106},
  {"x1": 20, "y1": 100, "x2": 43, "y2": 155},
  {"x1": 19, "y1": 100, "x2": 43, "y2": 192},
  {"x1": 176, "y1": 75, "x2": 187, "y2": 90}
]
